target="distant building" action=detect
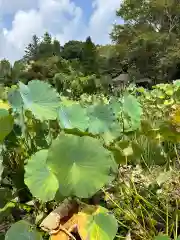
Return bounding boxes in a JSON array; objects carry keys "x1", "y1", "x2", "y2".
[
  {"x1": 112, "y1": 74, "x2": 152, "y2": 88},
  {"x1": 112, "y1": 73, "x2": 130, "y2": 88}
]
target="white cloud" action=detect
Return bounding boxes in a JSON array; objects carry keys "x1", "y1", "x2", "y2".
[
  {"x1": 0, "y1": 0, "x2": 38, "y2": 15},
  {"x1": 0, "y1": 0, "x2": 120, "y2": 62},
  {"x1": 88, "y1": 0, "x2": 120, "y2": 44}
]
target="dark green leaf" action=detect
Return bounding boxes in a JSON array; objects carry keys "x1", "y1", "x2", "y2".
[{"x1": 5, "y1": 220, "x2": 43, "y2": 240}]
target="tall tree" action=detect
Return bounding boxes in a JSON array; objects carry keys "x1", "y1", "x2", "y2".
[
  {"x1": 81, "y1": 36, "x2": 98, "y2": 75},
  {"x1": 52, "y1": 39, "x2": 61, "y2": 56},
  {"x1": 0, "y1": 59, "x2": 12, "y2": 85},
  {"x1": 39, "y1": 32, "x2": 53, "y2": 58},
  {"x1": 24, "y1": 35, "x2": 40, "y2": 62},
  {"x1": 111, "y1": 0, "x2": 180, "y2": 82}
]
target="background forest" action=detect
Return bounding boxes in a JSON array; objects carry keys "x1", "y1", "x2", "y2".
[{"x1": 2, "y1": 0, "x2": 180, "y2": 94}]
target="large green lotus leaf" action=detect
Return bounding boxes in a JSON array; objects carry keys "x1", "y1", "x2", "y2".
[
  {"x1": 79, "y1": 206, "x2": 118, "y2": 240},
  {"x1": 5, "y1": 220, "x2": 43, "y2": 240},
  {"x1": 25, "y1": 150, "x2": 59, "y2": 202},
  {"x1": 87, "y1": 103, "x2": 116, "y2": 135},
  {"x1": 109, "y1": 97, "x2": 122, "y2": 118},
  {"x1": 19, "y1": 80, "x2": 60, "y2": 121},
  {"x1": 47, "y1": 134, "x2": 117, "y2": 198},
  {"x1": 0, "y1": 109, "x2": 14, "y2": 142},
  {"x1": 122, "y1": 94, "x2": 142, "y2": 131},
  {"x1": 8, "y1": 89, "x2": 23, "y2": 111},
  {"x1": 58, "y1": 103, "x2": 89, "y2": 132},
  {"x1": 123, "y1": 94, "x2": 142, "y2": 122},
  {"x1": 102, "y1": 122, "x2": 122, "y2": 145}
]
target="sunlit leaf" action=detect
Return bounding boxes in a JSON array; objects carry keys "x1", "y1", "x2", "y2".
[
  {"x1": 170, "y1": 107, "x2": 180, "y2": 126},
  {"x1": 25, "y1": 150, "x2": 59, "y2": 202},
  {"x1": 58, "y1": 103, "x2": 89, "y2": 132},
  {"x1": 156, "y1": 171, "x2": 172, "y2": 186},
  {"x1": 0, "y1": 109, "x2": 14, "y2": 142},
  {"x1": 19, "y1": 80, "x2": 60, "y2": 121},
  {"x1": 0, "y1": 100, "x2": 10, "y2": 110},
  {"x1": 78, "y1": 206, "x2": 118, "y2": 240},
  {"x1": 47, "y1": 134, "x2": 117, "y2": 198}
]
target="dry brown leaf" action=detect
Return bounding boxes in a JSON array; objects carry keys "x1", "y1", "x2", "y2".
[
  {"x1": 45, "y1": 203, "x2": 98, "y2": 240},
  {"x1": 40, "y1": 199, "x2": 78, "y2": 233},
  {"x1": 50, "y1": 230, "x2": 69, "y2": 240},
  {"x1": 50, "y1": 214, "x2": 79, "y2": 240}
]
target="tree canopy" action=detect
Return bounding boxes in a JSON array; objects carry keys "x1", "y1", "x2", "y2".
[{"x1": 2, "y1": 1, "x2": 180, "y2": 91}]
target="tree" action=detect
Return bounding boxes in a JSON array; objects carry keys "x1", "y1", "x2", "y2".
[
  {"x1": 52, "y1": 39, "x2": 61, "y2": 56},
  {"x1": 39, "y1": 32, "x2": 54, "y2": 58},
  {"x1": 11, "y1": 60, "x2": 26, "y2": 82},
  {"x1": 111, "y1": 0, "x2": 180, "y2": 82},
  {"x1": 98, "y1": 44, "x2": 127, "y2": 78},
  {"x1": 0, "y1": 59, "x2": 14, "y2": 85},
  {"x1": 24, "y1": 35, "x2": 40, "y2": 62},
  {"x1": 81, "y1": 36, "x2": 98, "y2": 75},
  {"x1": 61, "y1": 40, "x2": 83, "y2": 60}
]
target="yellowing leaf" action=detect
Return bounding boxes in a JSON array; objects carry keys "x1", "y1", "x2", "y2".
[
  {"x1": 164, "y1": 99, "x2": 174, "y2": 105},
  {"x1": 50, "y1": 206, "x2": 118, "y2": 240},
  {"x1": 78, "y1": 206, "x2": 118, "y2": 240},
  {"x1": 0, "y1": 100, "x2": 10, "y2": 110},
  {"x1": 170, "y1": 106, "x2": 180, "y2": 126}
]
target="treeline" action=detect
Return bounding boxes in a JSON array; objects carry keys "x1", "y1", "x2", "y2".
[{"x1": 1, "y1": 0, "x2": 180, "y2": 94}]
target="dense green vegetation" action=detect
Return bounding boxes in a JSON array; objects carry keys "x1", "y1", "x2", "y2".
[{"x1": 1, "y1": 1, "x2": 180, "y2": 240}]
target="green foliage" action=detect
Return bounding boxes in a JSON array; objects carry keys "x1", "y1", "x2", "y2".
[
  {"x1": 2, "y1": 79, "x2": 180, "y2": 239},
  {"x1": 24, "y1": 35, "x2": 40, "y2": 62},
  {"x1": 25, "y1": 150, "x2": 59, "y2": 202},
  {"x1": 154, "y1": 236, "x2": 170, "y2": 240},
  {"x1": 5, "y1": 220, "x2": 43, "y2": 240},
  {"x1": 80, "y1": 206, "x2": 118, "y2": 240},
  {"x1": 61, "y1": 40, "x2": 83, "y2": 60},
  {"x1": 111, "y1": 0, "x2": 180, "y2": 82},
  {"x1": 58, "y1": 103, "x2": 89, "y2": 132},
  {"x1": 81, "y1": 36, "x2": 98, "y2": 75},
  {"x1": 47, "y1": 134, "x2": 117, "y2": 198},
  {"x1": 19, "y1": 80, "x2": 60, "y2": 121},
  {"x1": 88, "y1": 103, "x2": 117, "y2": 135},
  {"x1": 0, "y1": 109, "x2": 14, "y2": 143},
  {"x1": 0, "y1": 60, "x2": 13, "y2": 85}
]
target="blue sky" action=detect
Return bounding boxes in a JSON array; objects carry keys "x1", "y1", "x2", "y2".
[
  {"x1": 74, "y1": 0, "x2": 93, "y2": 22},
  {"x1": 0, "y1": 0, "x2": 121, "y2": 62},
  {"x1": 2, "y1": 14, "x2": 14, "y2": 29}
]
